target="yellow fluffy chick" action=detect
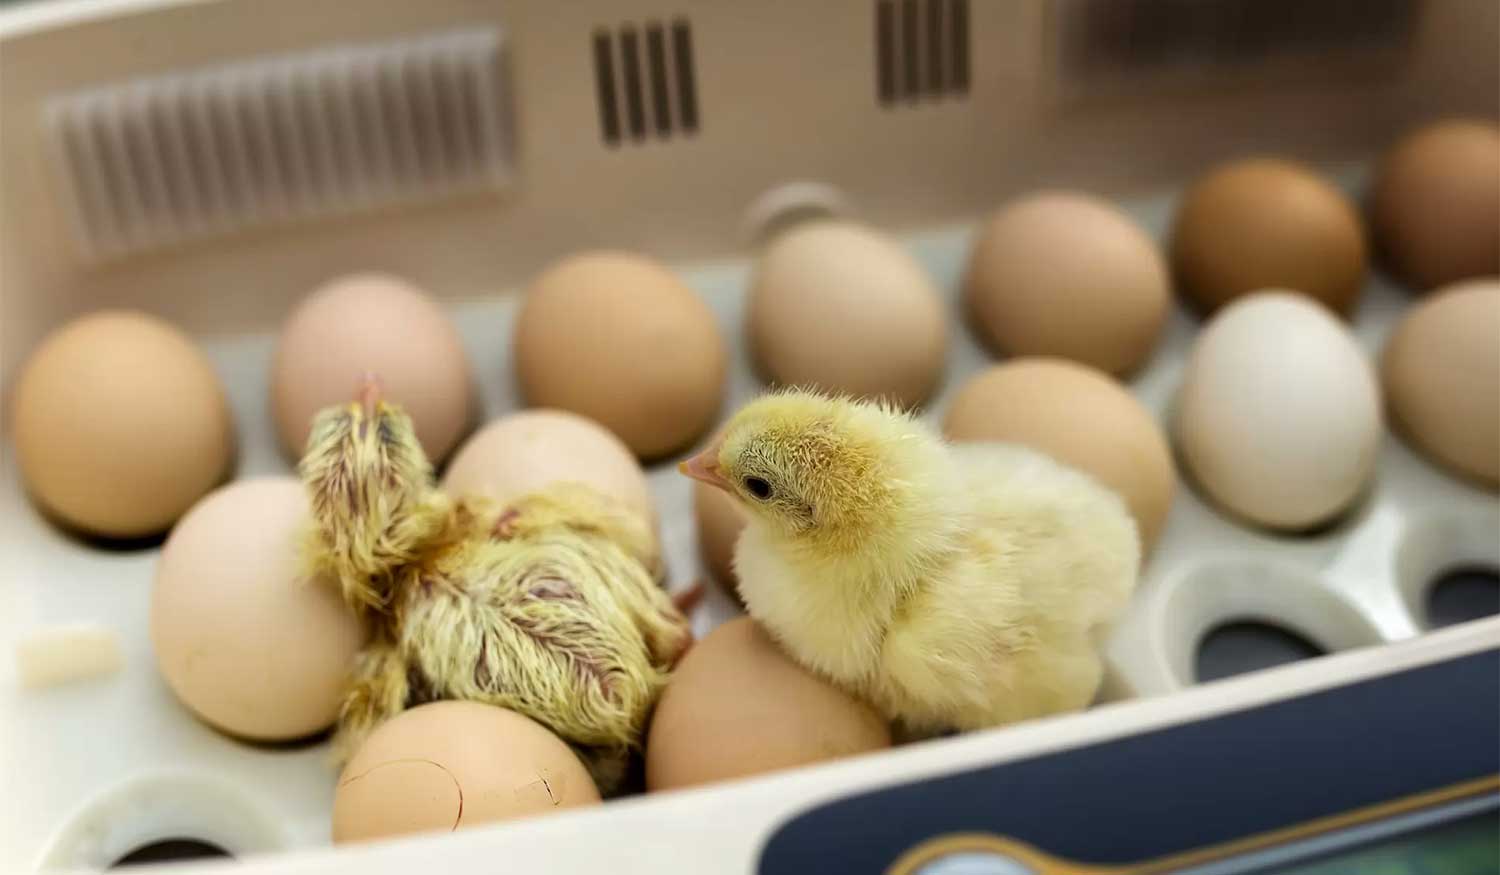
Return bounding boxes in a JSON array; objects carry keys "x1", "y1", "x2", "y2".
[
  {"x1": 680, "y1": 390, "x2": 1139, "y2": 737},
  {"x1": 301, "y1": 380, "x2": 689, "y2": 792}
]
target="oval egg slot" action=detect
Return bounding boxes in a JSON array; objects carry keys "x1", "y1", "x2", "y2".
[
  {"x1": 1426, "y1": 566, "x2": 1500, "y2": 629},
  {"x1": 1194, "y1": 620, "x2": 1327, "y2": 683},
  {"x1": 111, "y1": 839, "x2": 232, "y2": 868}
]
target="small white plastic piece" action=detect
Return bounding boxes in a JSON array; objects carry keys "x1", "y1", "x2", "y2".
[
  {"x1": 16, "y1": 622, "x2": 123, "y2": 688},
  {"x1": 740, "y1": 181, "x2": 854, "y2": 246}
]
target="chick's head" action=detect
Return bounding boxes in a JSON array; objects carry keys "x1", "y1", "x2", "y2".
[
  {"x1": 682, "y1": 390, "x2": 953, "y2": 550},
  {"x1": 300, "y1": 376, "x2": 445, "y2": 610}
]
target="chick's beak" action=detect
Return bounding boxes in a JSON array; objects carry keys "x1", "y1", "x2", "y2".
[
  {"x1": 679, "y1": 438, "x2": 729, "y2": 491},
  {"x1": 357, "y1": 372, "x2": 384, "y2": 418}
]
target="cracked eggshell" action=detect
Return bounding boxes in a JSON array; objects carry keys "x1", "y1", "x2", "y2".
[{"x1": 333, "y1": 701, "x2": 600, "y2": 843}]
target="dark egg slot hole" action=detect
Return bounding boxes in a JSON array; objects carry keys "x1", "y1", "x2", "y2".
[
  {"x1": 111, "y1": 838, "x2": 232, "y2": 867},
  {"x1": 1426, "y1": 566, "x2": 1500, "y2": 629},
  {"x1": 1194, "y1": 620, "x2": 1326, "y2": 683}
]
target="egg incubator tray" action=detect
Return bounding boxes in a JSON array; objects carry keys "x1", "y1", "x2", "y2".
[{"x1": 3, "y1": 165, "x2": 1498, "y2": 873}]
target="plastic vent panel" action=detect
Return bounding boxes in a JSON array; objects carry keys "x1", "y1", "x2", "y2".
[
  {"x1": 591, "y1": 19, "x2": 699, "y2": 147},
  {"x1": 1055, "y1": 0, "x2": 1420, "y2": 84},
  {"x1": 875, "y1": 0, "x2": 971, "y2": 106},
  {"x1": 46, "y1": 28, "x2": 511, "y2": 260}
]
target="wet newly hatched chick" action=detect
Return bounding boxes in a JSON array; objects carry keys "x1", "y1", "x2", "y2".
[
  {"x1": 301, "y1": 381, "x2": 690, "y2": 792},
  {"x1": 680, "y1": 390, "x2": 1139, "y2": 737}
]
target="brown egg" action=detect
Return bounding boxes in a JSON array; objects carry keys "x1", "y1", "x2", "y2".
[
  {"x1": 693, "y1": 480, "x2": 746, "y2": 599},
  {"x1": 515, "y1": 251, "x2": 727, "y2": 461},
  {"x1": 1170, "y1": 159, "x2": 1367, "y2": 316},
  {"x1": 646, "y1": 617, "x2": 890, "y2": 792},
  {"x1": 333, "y1": 701, "x2": 600, "y2": 843},
  {"x1": 1382, "y1": 279, "x2": 1500, "y2": 487},
  {"x1": 1371, "y1": 120, "x2": 1500, "y2": 291},
  {"x1": 441, "y1": 409, "x2": 657, "y2": 534},
  {"x1": 943, "y1": 358, "x2": 1175, "y2": 554},
  {"x1": 271, "y1": 273, "x2": 473, "y2": 463},
  {"x1": 12, "y1": 311, "x2": 234, "y2": 538},
  {"x1": 748, "y1": 220, "x2": 948, "y2": 408},
  {"x1": 151, "y1": 478, "x2": 366, "y2": 740},
  {"x1": 965, "y1": 191, "x2": 1170, "y2": 376}
]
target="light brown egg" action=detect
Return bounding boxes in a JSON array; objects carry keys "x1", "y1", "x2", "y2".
[
  {"x1": 1170, "y1": 159, "x2": 1367, "y2": 316},
  {"x1": 943, "y1": 358, "x2": 1175, "y2": 554},
  {"x1": 1371, "y1": 120, "x2": 1500, "y2": 291},
  {"x1": 693, "y1": 479, "x2": 746, "y2": 599},
  {"x1": 965, "y1": 191, "x2": 1170, "y2": 376},
  {"x1": 442, "y1": 409, "x2": 657, "y2": 534},
  {"x1": 333, "y1": 701, "x2": 600, "y2": 843},
  {"x1": 748, "y1": 220, "x2": 948, "y2": 408},
  {"x1": 271, "y1": 273, "x2": 473, "y2": 464},
  {"x1": 515, "y1": 251, "x2": 727, "y2": 461},
  {"x1": 646, "y1": 617, "x2": 890, "y2": 792},
  {"x1": 12, "y1": 311, "x2": 234, "y2": 539},
  {"x1": 151, "y1": 478, "x2": 366, "y2": 740},
  {"x1": 1382, "y1": 279, "x2": 1500, "y2": 487}
]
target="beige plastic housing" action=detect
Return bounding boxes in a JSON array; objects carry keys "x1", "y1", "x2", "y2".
[
  {"x1": 2, "y1": 2, "x2": 1499, "y2": 873},
  {"x1": 2, "y1": 0, "x2": 1497, "y2": 402}
]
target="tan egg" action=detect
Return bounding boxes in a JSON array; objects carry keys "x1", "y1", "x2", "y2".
[
  {"x1": 1382, "y1": 279, "x2": 1500, "y2": 487},
  {"x1": 333, "y1": 701, "x2": 600, "y2": 843},
  {"x1": 271, "y1": 273, "x2": 473, "y2": 463},
  {"x1": 442, "y1": 409, "x2": 657, "y2": 532},
  {"x1": 693, "y1": 479, "x2": 746, "y2": 599},
  {"x1": 943, "y1": 358, "x2": 1175, "y2": 553},
  {"x1": 1371, "y1": 120, "x2": 1500, "y2": 291},
  {"x1": 748, "y1": 220, "x2": 948, "y2": 408},
  {"x1": 1176, "y1": 292, "x2": 1382, "y2": 531},
  {"x1": 12, "y1": 311, "x2": 234, "y2": 539},
  {"x1": 515, "y1": 251, "x2": 726, "y2": 461},
  {"x1": 1170, "y1": 159, "x2": 1367, "y2": 316},
  {"x1": 646, "y1": 617, "x2": 890, "y2": 792},
  {"x1": 965, "y1": 191, "x2": 1170, "y2": 376},
  {"x1": 151, "y1": 478, "x2": 366, "y2": 740}
]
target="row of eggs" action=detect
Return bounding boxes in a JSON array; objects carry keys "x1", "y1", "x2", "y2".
[{"x1": 10, "y1": 119, "x2": 1497, "y2": 549}]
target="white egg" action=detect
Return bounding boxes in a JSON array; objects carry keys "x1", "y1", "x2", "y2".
[{"x1": 1176, "y1": 292, "x2": 1382, "y2": 530}]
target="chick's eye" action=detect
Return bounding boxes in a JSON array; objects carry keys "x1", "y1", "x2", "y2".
[{"x1": 743, "y1": 476, "x2": 773, "y2": 500}]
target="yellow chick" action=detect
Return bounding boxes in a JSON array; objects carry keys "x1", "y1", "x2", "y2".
[
  {"x1": 680, "y1": 389, "x2": 1139, "y2": 737},
  {"x1": 301, "y1": 379, "x2": 690, "y2": 792}
]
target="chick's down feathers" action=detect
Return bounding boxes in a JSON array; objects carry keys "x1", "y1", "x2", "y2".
[
  {"x1": 685, "y1": 390, "x2": 1139, "y2": 735},
  {"x1": 302, "y1": 388, "x2": 688, "y2": 793}
]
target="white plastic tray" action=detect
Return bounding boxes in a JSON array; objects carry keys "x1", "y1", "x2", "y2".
[{"x1": 4, "y1": 165, "x2": 1498, "y2": 873}]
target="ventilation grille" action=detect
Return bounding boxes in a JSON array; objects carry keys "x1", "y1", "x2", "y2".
[
  {"x1": 47, "y1": 28, "x2": 510, "y2": 260},
  {"x1": 591, "y1": 19, "x2": 699, "y2": 147},
  {"x1": 875, "y1": 0, "x2": 971, "y2": 106},
  {"x1": 1056, "y1": 0, "x2": 1420, "y2": 84}
]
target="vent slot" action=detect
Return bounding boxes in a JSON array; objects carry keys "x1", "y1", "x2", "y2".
[
  {"x1": 875, "y1": 0, "x2": 971, "y2": 106},
  {"x1": 591, "y1": 19, "x2": 699, "y2": 148},
  {"x1": 1056, "y1": 0, "x2": 1420, "y2": 85},
  {"x1": 47, "y1": 28, "x2": 510, "y2": 260}
]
